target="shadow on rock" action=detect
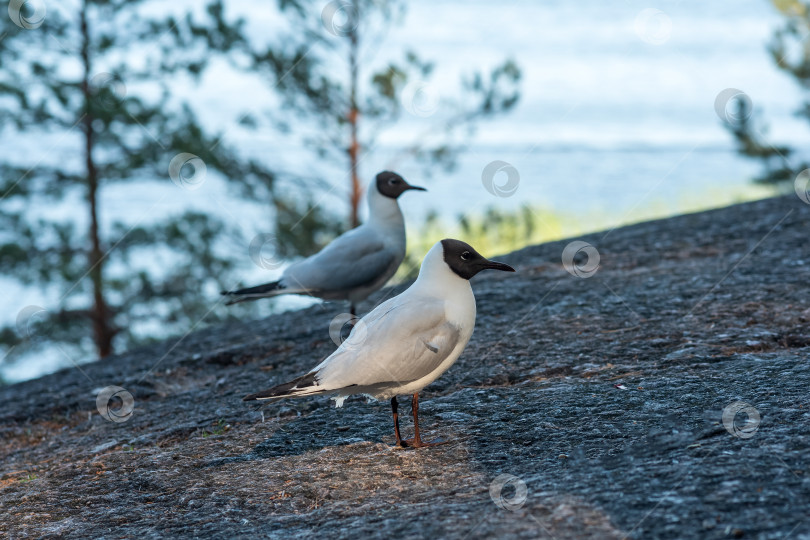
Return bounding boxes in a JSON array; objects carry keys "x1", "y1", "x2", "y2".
[{"x1": 206, "y1": 398, "x2": 391, "y2": 465}]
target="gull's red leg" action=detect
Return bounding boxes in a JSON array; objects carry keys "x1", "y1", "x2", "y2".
[{"x1": 401, "y1": 393, "x2": 447, "y2": 448}]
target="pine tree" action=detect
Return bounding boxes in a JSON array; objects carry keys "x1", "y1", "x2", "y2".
[
  {"x1": 771, "y1": 1, "x2": 810, "y2": 155},
  {"x1": 724, "y1": 0, "x2": 810, "y2": 184},
  {"x1": 0, "y1": 0, "x2": 275, "y2": 367},
  {"x1": 244, "y1": 0, "x2": 521, "y2": 231}
]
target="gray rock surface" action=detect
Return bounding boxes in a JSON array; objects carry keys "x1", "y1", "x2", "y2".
[{"x1": 1, "y1": 195, "x2": 809, "y2": 539}]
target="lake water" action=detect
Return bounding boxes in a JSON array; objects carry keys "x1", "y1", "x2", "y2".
[{"x1": 2, "y1": 0, "x2": 808, "y2": 382}]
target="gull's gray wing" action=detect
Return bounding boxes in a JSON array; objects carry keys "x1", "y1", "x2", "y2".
[
  {"x1": 313, "y1": 296, "x2": 462, "y2": 390},
  {"x1": 281, "y1": 226, "x2": 400, "y2": 294}
]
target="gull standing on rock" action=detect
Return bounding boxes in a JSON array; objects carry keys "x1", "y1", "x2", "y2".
[
  {"x1": 242, "y1": 239, "x2": 516, "y2": 448},
  {"x1": 222, "y1": 171, "x2": 425, "y2": 315}
]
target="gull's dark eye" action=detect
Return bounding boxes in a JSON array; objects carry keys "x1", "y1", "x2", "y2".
[
  {"x1": 388, "y1": 178, "x2": 401, "y2": 185},
  {"x1": 460, "y1": 251, "x2": 470, "y2": 261}
]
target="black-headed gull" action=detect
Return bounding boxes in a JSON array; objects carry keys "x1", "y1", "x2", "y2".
[
  {"x1": 222, "y1": 171, "x2": 425, "y2": 315},
  {"x1": 243, "y1": 239, "x2": 515, "y2": 448}
]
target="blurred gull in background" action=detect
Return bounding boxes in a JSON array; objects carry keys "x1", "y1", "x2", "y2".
[{"x1": 222, "y1": 171, "x2": 425, "y2": 315}]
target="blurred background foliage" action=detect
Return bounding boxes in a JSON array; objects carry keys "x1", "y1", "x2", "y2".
[
  {"x1": 0, "y1": 0, "x2": 269, "y2": 364},
  {"x1": 725, "y1": 0, "x2": 810, "y2": 183},
  {"x1": 241, "y1": 0, "x2": 520, "y2": 227}
]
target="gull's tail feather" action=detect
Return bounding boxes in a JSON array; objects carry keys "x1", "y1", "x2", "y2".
[
  {"x1": 221, "y1": 281, "x2": 285, "y2": 305},
  {"x1": 243, "y1": 372, "x2": 326, "y2": 401}
]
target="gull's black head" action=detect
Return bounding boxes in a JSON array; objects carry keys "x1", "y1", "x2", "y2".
[
  {"x1": 375, "y1": 171, "x2": 426, "y2": 199},
  {"x1": 440, "y1": 239, "x2": 516, "y2": 280}
]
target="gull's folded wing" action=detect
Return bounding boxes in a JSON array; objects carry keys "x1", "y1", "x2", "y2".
[
  {"x1": 314, "y1": 297, "x2": 461, "y2": 390},
  {"x1": 283, "y1": 227, "x2": 399, "y2": 293}
]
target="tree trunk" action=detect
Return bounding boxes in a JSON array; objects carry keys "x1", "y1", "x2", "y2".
[
  {"x1": 347, "y1": 5, "x2": 362, "y2": 229},
  {"x1": 80, "y1": 1, "x2": 114, "y2": 358}
]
